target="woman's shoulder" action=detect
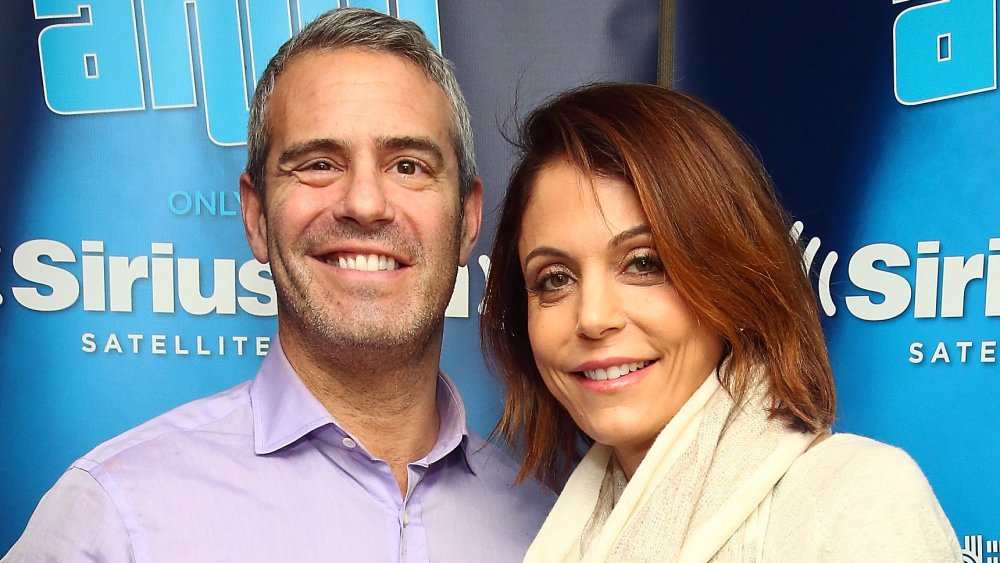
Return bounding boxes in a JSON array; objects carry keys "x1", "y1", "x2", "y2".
[
  {"x1": 777, "y1": 432, "x2": 942, "y2": 512},
  {"x1": 764, "y1": 433, "x2": 961, "y2": 561},
  {"x1": 790, "y1": 432, "x2": 922, "y2": 484}
]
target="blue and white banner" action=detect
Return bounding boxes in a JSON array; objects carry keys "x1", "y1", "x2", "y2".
[
  {"x1": 675, "y1": 0, "x2": 998, "y2": 553},
  {"x1": 0, "y1": 0, "x2": 659, "y2": 551}
]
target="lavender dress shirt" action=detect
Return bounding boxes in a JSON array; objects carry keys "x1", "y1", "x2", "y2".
[{"x1": 4, "y1": 338, "x2": 554, "y2": 562}]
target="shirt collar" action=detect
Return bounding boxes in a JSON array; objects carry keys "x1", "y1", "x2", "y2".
[{"x1": 249, "y1": 336, "x2": 475, "y2": 473}]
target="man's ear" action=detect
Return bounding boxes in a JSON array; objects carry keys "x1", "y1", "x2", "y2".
[
  {"x1": 458, "y1": 178, "x2": 483, "y2": 267},
  {"x1": 239, "y1": 172, "x2": 269, "y2": 263}
]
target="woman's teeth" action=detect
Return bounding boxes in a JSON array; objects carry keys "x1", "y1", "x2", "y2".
[
  {"x1": 582, "y1": 360, "x2": 651, "y2": 381},
  {"x1": 330, "y1": 254, "x2": 398, "y2": 272}
]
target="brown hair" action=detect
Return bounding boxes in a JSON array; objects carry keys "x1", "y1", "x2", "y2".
[{"x1": 480, "y1": 83, "x2": 836, "y2": 489}]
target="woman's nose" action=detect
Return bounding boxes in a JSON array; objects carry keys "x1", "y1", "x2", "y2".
[{"x1": 575, "y1": 276, "x2": 626, "y2": 340}]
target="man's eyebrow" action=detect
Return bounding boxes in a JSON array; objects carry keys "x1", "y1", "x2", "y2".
[
  {"x1": 378, "y1": 136, "x2": 445, "y2": 169},
  {"x1": 277, "y1": 138, "x2": 348, "y2": 168},
  {"x1": 608, "y1": 225, "x2": 651, "y2": 249}
]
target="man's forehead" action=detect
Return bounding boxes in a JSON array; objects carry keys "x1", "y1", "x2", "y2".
[{"x1": 265, "y1": 48, "x2": 457, "y2": 155}]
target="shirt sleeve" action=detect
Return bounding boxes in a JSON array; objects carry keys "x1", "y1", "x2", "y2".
[{"x1": 2, "y1": 466, "x2": 135, "y2": 563}]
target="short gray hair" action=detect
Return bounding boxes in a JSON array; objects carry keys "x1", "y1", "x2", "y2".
[{"x1": 245, "y1": 8, "x2": 476, "y2": 201}]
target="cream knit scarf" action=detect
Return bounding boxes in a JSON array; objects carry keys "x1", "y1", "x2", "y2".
[{"x1": 524, "y1": 373, "x2": 816, "y2": 563}]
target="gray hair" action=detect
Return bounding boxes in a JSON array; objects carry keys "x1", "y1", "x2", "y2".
[{"x1": 245, "y1": 8, "x2": 476, "y2": 202}]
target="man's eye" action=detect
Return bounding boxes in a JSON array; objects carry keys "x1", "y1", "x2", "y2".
[
  {"x1": 394, "y1": 160, "x2": 422, "y2": 175},
  {"x1": 298, "y1": 160, "x2": 336, "y2": 172}
]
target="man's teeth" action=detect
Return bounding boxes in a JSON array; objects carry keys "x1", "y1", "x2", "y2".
[
  {"x1": 333, "y1": 254, "x2": 398, "y2": 272},
  {"x1": 583, "y1": 361, "x2": 651, "y2": 381}
]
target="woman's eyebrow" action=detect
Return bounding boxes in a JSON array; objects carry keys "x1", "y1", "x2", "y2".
[
  {"x1": 523, "y1": 225, "x2": 650, "y2": 266},
  {"x1": 523, "y1": 246, "x2": 571, "y2": 266},
  {"x1": 608, "y1": 225, "x2": 651, "y2": 249}
]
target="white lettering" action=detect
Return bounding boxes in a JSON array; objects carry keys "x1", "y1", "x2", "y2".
[
  {"x1": 983, "y1": 341, "x2": 996, "y2": 363},
  {"x1": 914, "y1": 241, "x2": 939, "y2": 318},
  {"x1": 237, "y1": 260, "x2": 275, "y2": 316},
  {"x1": 151, "y1": 243, "x2": 175, "y2": 313},
  {"x1": 82, "y1": 240, "x2": 106, "y2": 311},
  {"x1": 987, "y1": 238, "x2": 1000, "y2": 316},
  {"x1": 177, "y1": 258, "x2": 237, "y2": 315},
  {"x1": 108, "y1": 255, "x2": 149, "y2": 312},
  {"x1": 151, "y1": 334, "x2": 166, "y2": 354},
  {"x1": 174, "y1": 335, "x2": 189, "y2": 355},
  {"x1": 930, "y1": 341, "x2": 950, "y2": 363},
  {"x1": 941, "y1": 255, "x2": 984, "y2": 317},
  {"x1": 12, "y1": 239, "x2": 80, "y2": 311},
  {"x1": 956, "y1": 341, "x2": 974, "y2": 363},
  {"x1": 104, "y1": 333, "x2": 123, "y2": 354},
  {"x1": 81, "y1": 332, "x2": 97, "y2": 353},
  {"x1": 127, "y1": 333, "x2": 143, "y2": 353},
  {"x1": 845, "y1": 243, "x2": 911, "y2": 321}
]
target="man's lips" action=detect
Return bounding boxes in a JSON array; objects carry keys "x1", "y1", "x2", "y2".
[
  {"x1": 320, "y1": 252, "x2": 401, "y2": 272},
  {"x1": 312, "y1": 249, "x2": 411, "y2": 273}
]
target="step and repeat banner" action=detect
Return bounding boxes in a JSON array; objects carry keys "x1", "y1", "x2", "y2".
[
  {"x1": 675, "y1": 0, "x2": 998, "y2": 556},
  {"x1": 0, "y1": 0, "x2": 659, "y2": 552}
]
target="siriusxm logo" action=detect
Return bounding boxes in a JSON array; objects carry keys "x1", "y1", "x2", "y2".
[
  {"x1": 791, "y1": 222, "x2": 1000, "y2": 321},
  {"x1": 0, "y1": 239, "x2": 488, "y2": 319},
  {"x1": 5, "y1": 239, "x2": 274, "y2": 315},
  {"x1": 893, "y1": 0, "x2": 998, "y2": 105},
  {"x1": 34, "y1": 0, "x2": 441, "y2": 145}
]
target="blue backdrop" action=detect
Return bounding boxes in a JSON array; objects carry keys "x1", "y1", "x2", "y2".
[
  {"x1": 675, "y1": 0, "x2": 998, "y2": 555},
  {"x1": 6, "y1": 0, "x2": 989, "y2": 557}
]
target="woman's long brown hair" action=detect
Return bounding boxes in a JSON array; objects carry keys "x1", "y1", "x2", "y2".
[{"x1": 481, "y1": 83, "x2": 835, "y2": 489}]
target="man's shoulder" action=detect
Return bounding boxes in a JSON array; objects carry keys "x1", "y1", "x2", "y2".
[{"x1": 80, "y1": 378, "x2": 254, "y2": 468}]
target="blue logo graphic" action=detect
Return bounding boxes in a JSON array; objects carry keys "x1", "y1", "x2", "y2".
[
  {"x1": 35, "y1": 0, "x2": 441, "y2": 144},
  {"x1": 893, "y1": 0, "x2": 997, "y2": 105}
]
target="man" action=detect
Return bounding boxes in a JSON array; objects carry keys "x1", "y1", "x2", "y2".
[{"x1": 4, "y1": 8, "x2": 552, "y2": 562}]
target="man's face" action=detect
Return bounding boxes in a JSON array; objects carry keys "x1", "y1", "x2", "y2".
[{"x1": 240, "y1": 48, "x2": 482, "y2": 353}]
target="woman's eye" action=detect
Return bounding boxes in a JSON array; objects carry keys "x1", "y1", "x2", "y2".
[
  {"x1": 543, "y1": 272, "x2": 572, "y2": 290},
  {"x1": 625, "y1": 254, "x2": 664, "y2": 275},
  {"x1": 530, "y1": 270, "x2": 574, "y2": 295}
]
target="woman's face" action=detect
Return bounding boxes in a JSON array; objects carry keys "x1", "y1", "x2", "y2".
[{"x1": 517, "y1": 160, "x2": 725, "y2": 476}]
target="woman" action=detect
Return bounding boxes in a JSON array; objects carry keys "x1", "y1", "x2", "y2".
[{"x1": 480, "y1": 83, "x2": 960, "y2": 562}]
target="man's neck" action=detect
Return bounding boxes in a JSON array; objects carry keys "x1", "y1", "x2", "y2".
[{"x1": 279, "y1": 326, "x2": 444, "y2": 496}]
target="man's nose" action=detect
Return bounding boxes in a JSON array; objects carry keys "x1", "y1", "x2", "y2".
[
  {"x1": 333, "y1": 166, "x2": 394, "y2": 227},
  {"x1": 575, "y1": 276, "x2": 626, "y2": 340}
]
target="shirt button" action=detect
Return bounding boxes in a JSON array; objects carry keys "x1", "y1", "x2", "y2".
[
  {"x1": 402, "y1": 511, "x2": 410, "y2": 526},
  {"x1": 342, "y1": 437, "x2": 357, "y2": 449}
]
